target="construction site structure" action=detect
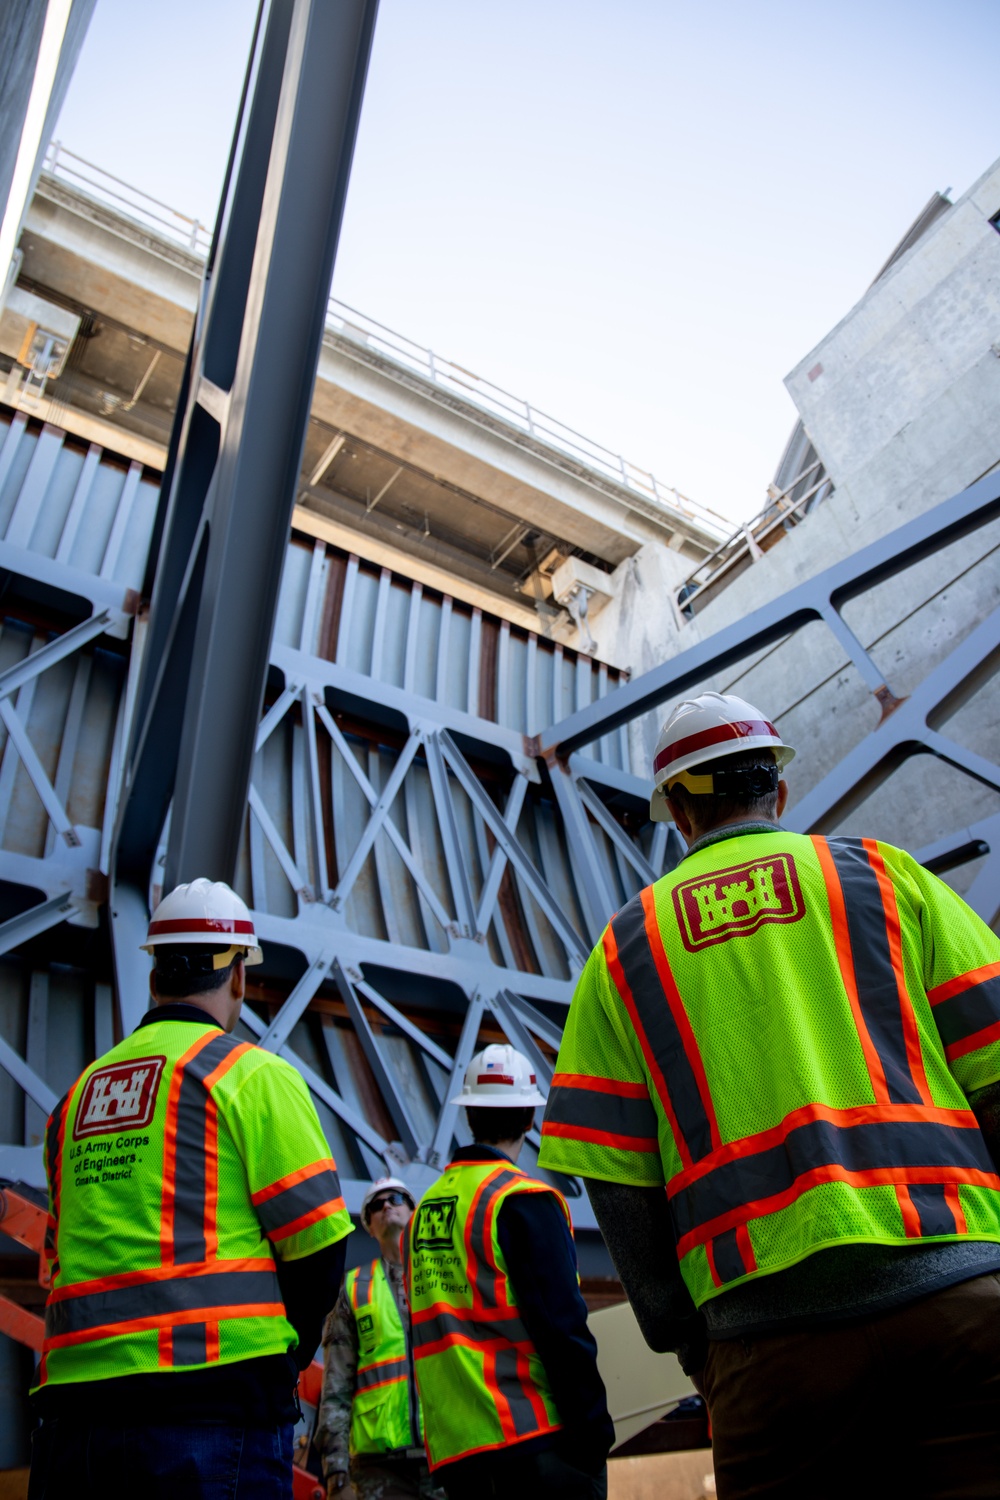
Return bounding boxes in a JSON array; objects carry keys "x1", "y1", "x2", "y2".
[{"x1": 0, "y1": 0, "x2": 999, "y2": 1475}]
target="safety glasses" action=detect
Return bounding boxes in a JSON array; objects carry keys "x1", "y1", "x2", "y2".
[{"x1": 369, "y1": 1191, "x2": 411, "y2": 1215}]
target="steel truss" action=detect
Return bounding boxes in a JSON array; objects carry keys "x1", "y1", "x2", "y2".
[
  {"x1": 0, "y1": 0, "x2": 997, "y2": 1227},
  {"x1": 0, "y1": 402, "x2": 996, "y2": 1219}
]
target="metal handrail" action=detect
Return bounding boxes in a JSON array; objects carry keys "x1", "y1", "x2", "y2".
[
  {"x1": 37, "y1": 142, "x2": 730, "y2": 539},
  {"x1": 43, "y1": 143, "x2": 212, "y2": 253},
  {"x1": 675, "y1": 459, "x2": 834, "y2": 612}
]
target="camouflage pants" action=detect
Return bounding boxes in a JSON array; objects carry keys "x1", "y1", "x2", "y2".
[{"x1": 347, "y1": 1459, "x2": 447, "y2": 1500}]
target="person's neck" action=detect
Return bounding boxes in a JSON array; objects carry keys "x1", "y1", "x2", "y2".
[
  {"x1": 154, "y1": 992, "x2": 234, "y2": 1031},
  {"x1": 478, "y1": 1137, "x2": 524, "y2": 1163},
  {"x1": 378, "y1": 1237, "x2": 403, "y2": 1267},
  {"x1": 686, "y1": 814, "x2": 781, "y2": 852}
]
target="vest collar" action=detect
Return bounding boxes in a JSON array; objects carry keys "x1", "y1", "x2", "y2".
[
  {"x1": 448, "y1": 1143, "x2": 518, "y2": 1167},
  {"x1": 682, "y1": 820, "x2": 785, "y2": 862},
  {"x1": 136, "y1": 1002, "x2": 225, "y2": 1030}
]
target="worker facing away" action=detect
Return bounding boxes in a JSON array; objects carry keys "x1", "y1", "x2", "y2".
[
  {"x1": 314, "y1": 1175, "x2": 445, "y2": 1500},
  {"x1": 29, "y1": 878, "x2": 353, "y2": 1500},
  {"x1": 404, "y1": 1044, "x2": 614, "y2": 1500},
  {"x1": 538, "y1": 691, "x2": 1000, "y2": 1500}
]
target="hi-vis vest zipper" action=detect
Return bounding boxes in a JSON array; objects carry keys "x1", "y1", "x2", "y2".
[
  {"x1": 540, "y1": 831, "x2": 1000, "y2": 1308},
  {"x1": 403, "y1": 1157, "x2": 568, "y2": 1470},
  {"x1": 38, "y1": 1018, "x2": 350, "y2": 1387},
  {"x1": 346, "y1": 1259, "x2": 420, "y2": 1455}
]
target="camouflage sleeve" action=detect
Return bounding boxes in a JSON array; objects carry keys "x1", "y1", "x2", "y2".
[{"x1": 313, "y1": 1284, "x2": 358, "y2": 1474}]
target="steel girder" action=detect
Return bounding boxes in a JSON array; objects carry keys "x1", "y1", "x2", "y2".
[{"x1": 113, "y1": 0, "x2": 379, "y2": 900}]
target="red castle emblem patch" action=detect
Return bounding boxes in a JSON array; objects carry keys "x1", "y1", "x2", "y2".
[
  {"x1": 73, "y1": 1056, "x2": 165, "y2": 1140},
  {"x1": 673, "y1": 854, "x2": 805, "y2": 952}
]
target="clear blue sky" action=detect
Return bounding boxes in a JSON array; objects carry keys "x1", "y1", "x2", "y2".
[{"x1": 55, "y1": 0, "x2": 1000, "y2": 523}]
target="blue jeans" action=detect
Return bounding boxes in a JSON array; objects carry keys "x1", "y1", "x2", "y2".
[{"x1": 29, "y1": 1419, "x2": 293, "y2": 1499}]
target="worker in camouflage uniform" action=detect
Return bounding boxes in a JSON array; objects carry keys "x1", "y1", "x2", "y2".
[{"x1": 314, "y1": 1177, "x2": 444, "y2": 1500}]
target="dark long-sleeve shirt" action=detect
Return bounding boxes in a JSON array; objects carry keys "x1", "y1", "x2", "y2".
[{"x1": 448, "y1": 1145, "x2": 614, "y2": 1476}]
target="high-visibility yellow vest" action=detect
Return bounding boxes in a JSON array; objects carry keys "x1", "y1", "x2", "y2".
[
  {"x1": 403, "y1": 1157, "x2": 567, "y2": 1471},
  {"x1": 539, "y1": 831, "x2": 1000, "y2": 1308},
  {"x1": 346, "y1": 1259, "x2": 420, "y2": 1455},
  {"x1": 38, "y1": 1015, "x2": 352, "y2": 1388}
]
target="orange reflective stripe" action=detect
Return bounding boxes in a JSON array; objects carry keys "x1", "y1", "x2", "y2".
[
  {"x1": 205, "y1": 1321, "x2": 220, "y2": 1362},
  {"x1": 675, "y1": 1162, "x2": 1000, "y2": 1260},
  {"x1": 813, "y1": 837, "x2": 891, "y2": 1102},
  {"x1": 603, "y1": 921, "x2": 692, "y2": 1168},
  {"x1": 863, "y1": 839, "x2": 932, "y2": 1105},
  {"x1": 463, "y1": 1165, "x2": 507, "y2": 1317},
  {"x1": 159, "y1": 1032, "x2": 218, "y2": 1265},
  {"x1": 945, "y1": 1184, "x2": 968, "y2": 1234},
  {"x1": 895, "y1": 1184, "x2": 922, "y2": 1238},
  {"x1": 640, "y1": 886, "x2": 720, "y2": 1154},
  {"x1": 947, "y1": 1019, "x2": 1000, "y2": 1063},
  {"x1": 158, "y1": 1327, "x2": 172, "y2": 1367},
  {"x1": 929, "y1": 961, "x2": 1000, "y2": 1006},
  {"x1": 204, "y1": 1096, "x2": 219, "y2": 1261},
  {"x1": 46, "y1": 1301, "x2": 286, "y2": 1351},
  {"x1": 668, "y1": 1100, "x2": 978, "y2": 1197}
]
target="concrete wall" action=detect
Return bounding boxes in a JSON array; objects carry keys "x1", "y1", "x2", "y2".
[{"x1": 589, "y1": 158, "x2": 1000, "y2": 905}]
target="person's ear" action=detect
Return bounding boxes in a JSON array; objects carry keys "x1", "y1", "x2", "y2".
[
  {"x1": 668, "y1": 794, "x2": 694, "y2": 842},
  {"x1": 149, "y1": 967, "x2": 158, "y2": 1001},
  {"x1": 230, "y1": 956, "x2": 246, "y2": 1002},
  {"x1": 776, "y1": 779, "x2": 789, "y2": 817}
]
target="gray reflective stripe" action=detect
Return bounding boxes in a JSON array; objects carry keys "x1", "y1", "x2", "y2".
[
  {"x1": 171, "y1": 1032, "x2": 245, "y2": 1263},
  {"x1": 826, "y1": 839, "x2": 924, "y2": 1105},
  {"x1": 357, "y1": 1356, "x2": 407, "y2": 1390},
  {"x1": 352, "y1": 1260, "x2": 376, "y2": 1307},
  {"x1": 256, "y1": 1168, "x2": 342, "y2": 1237},
  {"x1": 46, "y1": 1266, "x2": 282, "y2": 1338},
  {"x1": 172, "y1": 1321, "x2": 207, "y2": 1366},
  {"x1": 468, "y1": 1168, "x2": 520, "y2": 1307},
  {"x1": 494, "y1": 1345, "x2": 540, "y2": 1438},
  {"x1": 412, "y1": 1308, "x2": 530, "y2": 1351},
  {"x1": 545, "y1": 1081, "x2": 658, "y2": 1145}
]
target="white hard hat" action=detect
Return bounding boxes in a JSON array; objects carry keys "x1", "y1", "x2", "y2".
[
  {"x1": 449, "y1": 1043, "x2": 547, "y2": 1108},
  {"x1": 650, "y1": 692, "x2": 795, "y2": 823},
  {"x1": 360, "y1": 1176, "x2": 415, "y2": 1230},
  {"x1": 141, "y1": 877, "x2": 263, "y2": 965}
]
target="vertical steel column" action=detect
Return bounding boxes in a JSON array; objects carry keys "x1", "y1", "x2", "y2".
[{"x1": 113, "y1": 0, "x2": 378, "y2": 930}]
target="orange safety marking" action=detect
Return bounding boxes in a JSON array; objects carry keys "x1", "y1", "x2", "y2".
[
  {"x1": 812, "y1": 837, "x2": 891, "y2": 1103},
  {"x1": 44, "y1": 1302, "x2": 287, "y2": 1351},
  {"x1": 864, "y1": 840, "x2": 933, "y2": 1105},
  {"x1": 641, "y1": 886, "x2": 722, "y2": 1153},
  {"x1": 160, "y1": 1032, "x2": 218, "y2": 1265},
  {"x1": 251, "y1": 1157, "x2": 339, "y2": 1205},
  {"x1": 928, "y1": 962, "x2": 1000, "y2": 1007},
  {"x1": 542, "y1": 1119, "x2": 659, "y2": 1153},
  {"x1": 550, "y1": 1072, "x2": 650, "y2": 1098},
  {"x1": 895, "y1": 1184, "x2": 922, "y2": 1238},
  {"x1": 45, "y1": 1256, "x2": 278, "y2": 1303},
  {"x1": 666, "y1": 1099, "x2": 979, "y2": 1197},
  {"x1": 204, "y1": 1096, "x2": 219, "y2": 1261},
  {"x1": 736, "y1": 1223, "x2": 757, "y2": 1273},
  {"x1": 603, "y1": 922, "x2": 691, "y2": 1168},
  {"x1": 675, "y1": 1163, "x2": 1000, "y2": 1260},
  {"x1": 947, "y1": 1018, "x2": 1000, "y2": 1063},
  {"x1": 945, "y1": 1184, "x2": 968, "y2": 1234}
]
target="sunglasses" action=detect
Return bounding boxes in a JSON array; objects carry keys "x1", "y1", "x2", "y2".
[{"x1": 368, "y1": 1191, "x2": 411, "y2": 1215}]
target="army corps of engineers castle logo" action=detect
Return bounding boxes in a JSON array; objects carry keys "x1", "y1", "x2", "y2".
[
  {"x1": 73, "y1": 1056, "x2": 166, "y2": 1139},
  {"x1": 672, "y1": 854, "x2": 805, "y2": 952}
]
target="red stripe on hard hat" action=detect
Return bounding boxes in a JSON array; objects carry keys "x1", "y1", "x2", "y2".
[
  {"x1": 653, "y1": 719, "x2": 779, "y2": 775},
  {"x1": 477, "y1": 1074, "x2": 515, "y2": 1086},
  {"x1": 148, "y1": 917, "x2": 256, "y2": 935}
]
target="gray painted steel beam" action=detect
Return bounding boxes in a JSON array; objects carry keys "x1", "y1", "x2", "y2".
[
  {"x1": 114, "y1": 0, "x2": 379, "y2": 899},
  {"x1": 542, "y1": 472, "x2": 1000, "y2": 756}
]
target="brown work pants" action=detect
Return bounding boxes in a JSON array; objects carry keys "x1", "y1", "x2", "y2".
[{"x1": 702, "y1": 1272, "x2": 1000, "y2": 1499}]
